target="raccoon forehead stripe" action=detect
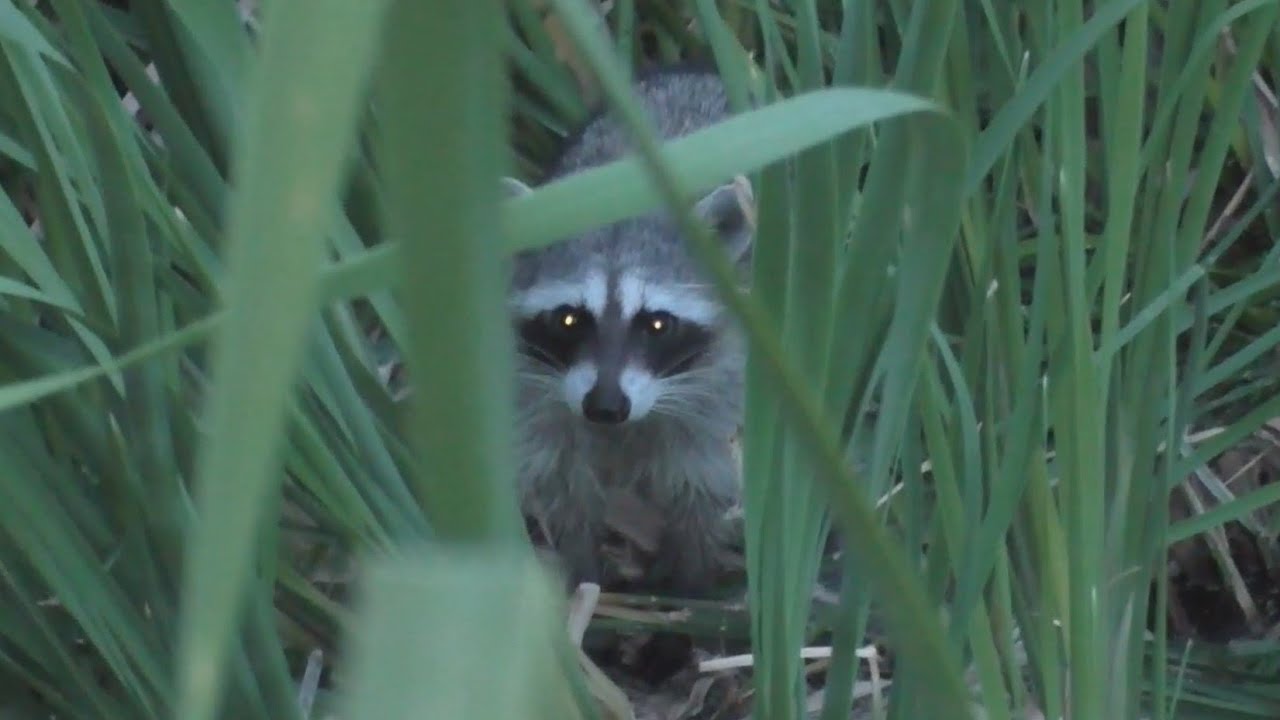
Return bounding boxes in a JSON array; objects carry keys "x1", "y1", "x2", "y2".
[
  {"x1": 617, "y1": 275, "x2": 720, "y2": 324},
  {"x1": 510, "y1": 271, "x2": 607, "y2": 317}
]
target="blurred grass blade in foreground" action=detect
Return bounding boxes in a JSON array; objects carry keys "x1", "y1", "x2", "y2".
[
  {"x1": 173, "y1": 1, "x2": 393, "y2": 718},
  {"x1": 374, "y1": 0, "x2": 524, "y2": 542},
  {"x1": 335, "y1": 549, "x2": 574, "y2": 719}
]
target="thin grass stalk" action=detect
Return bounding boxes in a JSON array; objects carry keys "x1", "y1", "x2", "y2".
[
  {"x1": 757, "y1": 0, "x2": 842, "y2": 715},
  {"x1": 1097, "y1": 7, "x2": 1156, "y2": 715},
  {"x1": 731, "y1": 6, "x2": 807, "y2": 717},
  {"x1": 691, "y1": 0, "x2": 755, "y2": 111},
  {"x1": 712, "y1": 21, "x2": 786, "y2": 674},
  {"x1": 1010, "y1": 135, "x2": 1071, "y2": 720},
  {"x1": 1047, "y1": 4, "x2": 1112, "y2": 717},
  {"x1": 1096, "y1": 3, "x2": 1147, "y2": 388},
  {"x1": 742, "y1": 164, "x2": 794, "y2": 717},
  {"x1": 818, "y1": 11, "x2": 887, "y2": 692}
]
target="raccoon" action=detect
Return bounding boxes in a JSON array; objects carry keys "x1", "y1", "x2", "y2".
[{"x1": 502, "y1": 67, "x2": 755, "y2": 598}]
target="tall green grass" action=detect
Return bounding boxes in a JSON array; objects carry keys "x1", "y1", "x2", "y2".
[{"x1": 0, "y1": 0, "x2": 1278, "y2": 718}]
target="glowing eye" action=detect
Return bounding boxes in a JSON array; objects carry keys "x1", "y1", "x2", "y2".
[
  {"x1": 645, "y1": 311, "x2": 676, "y2": 335},
  {"x1": 549, "y1": 305, "x2": 589, "y2": 334}
]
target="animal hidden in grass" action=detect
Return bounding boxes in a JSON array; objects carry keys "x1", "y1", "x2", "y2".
[{"x1": 503, "y1": 65, "x2": 755, "y2": 600}]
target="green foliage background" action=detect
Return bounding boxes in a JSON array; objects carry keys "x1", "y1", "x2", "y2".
[{"x1": 0, "y1": 0, "x2": 1278, "y2": 718}]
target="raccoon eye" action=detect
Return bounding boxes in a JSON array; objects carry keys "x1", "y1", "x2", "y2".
[
  {"x1": 548, "y1": 305, "x2": 591, "y2": 335},
  {"x1": 642, "y1": 311, "x2": 677, "y2": 336}
]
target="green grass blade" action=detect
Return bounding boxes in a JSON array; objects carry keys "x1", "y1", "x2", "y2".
[
  {"x1": 172, "y1": 1, "x2": 393, "y2": 717},
  {"x1": 374, "y1": 0, "x2": 523, "y2": 542},
  {"x1": 334, "y1": 549, "x2": 571, "y2": 719},
  {"x1": 504, "y1": 87, "x2": 936, "y2": 252}
]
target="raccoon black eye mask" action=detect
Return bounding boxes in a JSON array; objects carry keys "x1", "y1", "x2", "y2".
[
  {"x1": 517, "y1": 304, "x2": 713, "y2": 378},
  {"x1": 516, "y1": 304, "x2": 593, "y2": 370}
]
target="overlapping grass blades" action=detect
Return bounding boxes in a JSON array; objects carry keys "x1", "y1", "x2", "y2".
[
  {"x1": 911, "y1": 1, "x2": 1280, "y2": 718},
  {"x1": 0, "y1": 0, "x2": 981, "y2": 716},
  {"x1": 545, "y1": 0, "x2": 973, "y2": 718}
]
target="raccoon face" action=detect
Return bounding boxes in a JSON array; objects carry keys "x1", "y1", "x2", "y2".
[
  {"x1": 507, "y1": 176, "x2": 755, "y2": 427},
  {"x1": 513, "y1": 274, "x2": 721, "y2": 424}
]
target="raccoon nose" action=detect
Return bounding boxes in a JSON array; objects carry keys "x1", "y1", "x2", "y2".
[{"x1": 582, "y1": 383, "x2": 631, "y2": 424}]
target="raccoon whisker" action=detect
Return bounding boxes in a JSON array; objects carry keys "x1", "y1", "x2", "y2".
[
  {"x1": 515, "y1": 409, "x2": 556, "y2": 426},
  {"x1": 515, "y1": 398, "x2": 563, "y2": 424},
  {"x1": 516, "y1": 392, "x2": 559, "y2": 412},
  {"x1": 650, "y1": 404, "x2": 723, "y2": 427},
  {"x1": 517, "y1": 344, "x2": 566, "y2": 371},
  {"x1": 649, "y1": 392, "x2": 738, "y2": 427},
  {"x1": 518, "y1": 367, "x2": 563, "y2": 386},
  {"x1": 514, "y1": 386, "x2": 563, "y2": 416},
  {"x1": 655, "y1": 352, "x2": 713, "y2": 377},
  {"x1": 517, "y1": 361, "x2": 567, "y2": 384},
  {"x1": 660, "y1": 363, "x2": 733, "y2": 381},
  {"x1": 656, "y1": 402, "x2": 723, "y2": 421},
  {"x1": 654, "y1": 389, "x2": 723, "y2": 407},
  {"x1": 515, "y1": 367, "x2": 559, "y2": 383},
  {"x1": 517, "y1": 374, "x2": 559, "y2": 391},
  {"x1": 654, "y1": 392, "x2": 721, "y2": 411},
  {"x1": 655, "y1": 377, "x2": 731, "y2": 401},
  {"x1": 650, "y1": 393, "x2": 727, "y2": 420},
  {"x1": 660, "y1": 369, "x2": 727, "y2": 384},
  {"x1": 651, "y1": 397, "x2": 712, "y2": 415}
]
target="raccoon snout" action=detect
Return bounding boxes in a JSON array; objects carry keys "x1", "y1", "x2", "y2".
[
  {"x1": 561, "y1": 362, "x2": 659, "y2": 424},
  {"x1": 582, "y1": 382, "x2": 631, "y2": 424}
]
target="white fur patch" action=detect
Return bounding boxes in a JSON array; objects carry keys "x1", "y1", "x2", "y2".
[
  {"x1": 511, "y1": 271, "x2": 607, "y2": 317},
  {"x1": 561, "y1": 362, "x2": 597, "y2": 414},
  {"x1": 620, "y1": 366, "x2": 659, "y2": 420},
  {"x1": 616, "y1": 272, "x2": 720, "y2": 324}
]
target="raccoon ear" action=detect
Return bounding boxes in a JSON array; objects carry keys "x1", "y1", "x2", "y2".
[
  {"x1": 501, "y1": 176, "x2": 534, "y2": 198},
  {"x1": 693, "y1": 174, "x2": 755, "y2": 264}
]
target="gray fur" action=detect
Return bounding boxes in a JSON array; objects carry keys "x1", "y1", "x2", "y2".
[
  {"x1": 507, "y1": 68, "x2": 751, "y2": 597},
  {"x1": 548, "y1": 70, "x2": 734, "y2": 179}
]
